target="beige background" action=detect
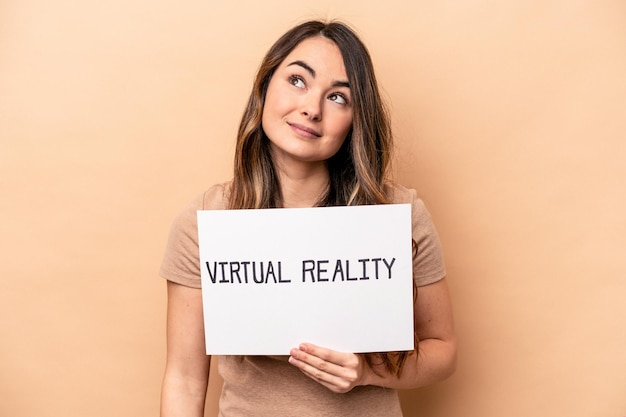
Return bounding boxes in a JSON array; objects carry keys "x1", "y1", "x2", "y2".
[{"x1": 1, "y1": 0, "x2": 625, "y2": 416}]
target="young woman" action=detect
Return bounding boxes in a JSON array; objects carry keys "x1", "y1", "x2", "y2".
[{"x1": 160, "y1": 20, "x2": 456, "y2": 417}]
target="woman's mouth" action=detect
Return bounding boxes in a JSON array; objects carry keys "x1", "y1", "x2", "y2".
[{"x1": 288, "y1": 122, "x2": 322, "y2": 138}]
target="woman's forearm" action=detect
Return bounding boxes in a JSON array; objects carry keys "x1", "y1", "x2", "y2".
[
  {"x1": 161, "y1": 282, "x2": 212, "y2": 416},
  {"x1": 160, "y1": 368, "x2": 210, "y2": 417},
  {"x1": 362, "y1": 337, "x2": 457, "y2": 390}
]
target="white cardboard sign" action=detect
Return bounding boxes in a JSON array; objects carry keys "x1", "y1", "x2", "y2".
[{"x1": 197, "y1": 204, "x2": 414, "y2": 355}]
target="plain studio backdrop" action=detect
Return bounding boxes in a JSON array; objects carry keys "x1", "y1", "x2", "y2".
[{"x1": 1, "y1": 1, "x2": 625, "y2": 416}]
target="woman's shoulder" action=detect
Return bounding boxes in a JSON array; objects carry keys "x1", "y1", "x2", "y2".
[
  {"x1": 170, "y1": 181, "x2": 232, "y2": 228},
  {"x1": 384, "y1": 181, "x2": 432, "y2": 219},
  {"x1": 384, "y1": 182, "x2": 418, "y2": 204},
  {"x1": 198, "y1": 180, "x2": 232, "y2": 210}
]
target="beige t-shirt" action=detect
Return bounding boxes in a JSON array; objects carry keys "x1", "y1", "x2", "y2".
[{"x1": 160, "y1": 181, "x2": 446, "y2": 417}]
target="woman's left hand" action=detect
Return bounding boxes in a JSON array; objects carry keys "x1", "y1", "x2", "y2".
[{"x1": 288, "y1": 343, "x2": 366, "y2": 393}]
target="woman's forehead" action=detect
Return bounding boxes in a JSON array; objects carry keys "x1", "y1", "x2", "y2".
[{"x1": 280, "y1": 37, "x2": 347, "y2": 78}]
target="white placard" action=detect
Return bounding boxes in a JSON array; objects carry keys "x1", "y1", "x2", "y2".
[{"x1": 197, "y1": 204, "x2": 414, "y2": 355}]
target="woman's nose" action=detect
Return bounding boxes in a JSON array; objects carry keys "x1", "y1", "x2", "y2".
[{"x1": 300, "y1": 93, "x2": 322, "y2": 121}]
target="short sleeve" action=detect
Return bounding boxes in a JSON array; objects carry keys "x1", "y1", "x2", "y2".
[
  {"x1": 159, "y1": 184, "x2": 227, "y2": 288},
  {"x1": 387, "y1": 183, "x2": 446, "y2": 287}
]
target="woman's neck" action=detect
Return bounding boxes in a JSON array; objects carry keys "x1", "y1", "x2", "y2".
[{"x1": 274, "y1": 160, "x2": 329, "y2": 208}]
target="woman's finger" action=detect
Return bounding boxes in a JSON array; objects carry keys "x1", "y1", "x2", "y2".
[{"x1": 288, "y1": 343, "x2": 363, "y2": 393}]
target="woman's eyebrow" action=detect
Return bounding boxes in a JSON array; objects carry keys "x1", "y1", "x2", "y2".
[
  {"x1": 333, "y1": 80, "x2": 350, "y2": 88},
  {"x1": 287, "y1": 60, "x2": 350, "y2": 88},
  {"x1": 287, "y1": 60, "x2": 316, "y2": 77}
]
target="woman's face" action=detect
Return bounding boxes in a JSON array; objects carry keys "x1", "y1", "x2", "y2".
[{"x1": 261, "y1": 36, "x2": 353, "y2": 168}]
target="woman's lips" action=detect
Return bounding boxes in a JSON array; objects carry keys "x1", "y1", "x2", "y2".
[{"x1": 288, "y1": 122, "x2": 322, "y2": 138}]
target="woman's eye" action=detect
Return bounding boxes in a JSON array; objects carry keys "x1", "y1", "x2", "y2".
[
  {"x1": 329, "y1": 93, "x2": 347, "y2": 105},
  {"x1": 289, "y1": 75, "x2": 305, "y2": 88}
]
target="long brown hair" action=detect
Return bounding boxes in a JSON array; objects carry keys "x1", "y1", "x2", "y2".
[
  {"x1": 229, "y1": 20, "x2": 414, "y2": 377},
  {"x1": 230, "y1": 20, "x2": 392, "y2": 209}
]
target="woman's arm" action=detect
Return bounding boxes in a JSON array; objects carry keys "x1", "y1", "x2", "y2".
[
  {"x1": 161, "y1": 281, "x2": 211, "y2": 417},
  {"x1": 288, "y1": 278, "x2": 457, "y2": 393}
]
